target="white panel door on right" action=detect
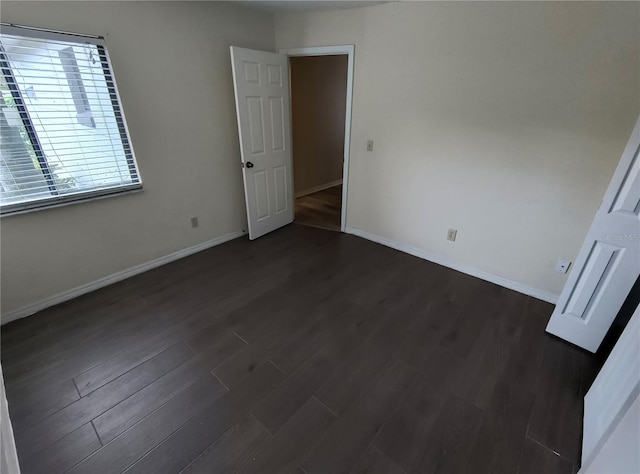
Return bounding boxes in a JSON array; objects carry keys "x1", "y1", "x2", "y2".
[
  {"x1": 580, "y1": 305, "x2": 640, "y2": 471},
  {"x1": 230, "y1": 46, "x2": 294, "y2": 240},
  {"x1": 546, "y1": 117, "x2": 640, "y2": 352}
]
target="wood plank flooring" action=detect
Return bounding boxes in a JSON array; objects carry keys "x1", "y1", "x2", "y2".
[
  {"x1": 295, "y1": 185, "x2": 342, "y2": 231},
  {"x1": 1, "y1": 224, "x2": 598, "y2": 474}
]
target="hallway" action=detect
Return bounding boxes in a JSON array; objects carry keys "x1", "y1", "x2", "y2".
[{"x1": 294, "y1": 185, "x2": 342, "y2": 232}]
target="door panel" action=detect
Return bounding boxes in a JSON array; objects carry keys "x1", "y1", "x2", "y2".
[
  {"x1": 270, "y1": 97, "x2": 285, "y2": 151},
  {"x1": 253, "y1": 170, "x2": 269, "y2": 221},
  {"x1": 273, "y1": 165, "x2": 288, "y2": 214},
  {"x1": 231, "y1": 47, "x2": 294, "y2": 239},
  {"x1": 563, "y1": 242, "x2": 623, "y2": 320},
  {"x1": 243, "y1": 61, "x2": 260, "y2": 83},
  {"x1": 546, "y1": 118, "x2": 640, "y2": 351},
  {"x1": 610, "y1": 149, "x2": 639, "y2": 214},
  {"x1": 247, "y1": 97, "x2": 265, "y2": 155},
  {"x1": 267, "y1": 64, "x2": 282, "y2": 85}
]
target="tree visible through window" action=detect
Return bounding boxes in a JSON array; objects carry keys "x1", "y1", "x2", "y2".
[{"x1": 0, "y1": 24, "x2": 141, "y2": 215}]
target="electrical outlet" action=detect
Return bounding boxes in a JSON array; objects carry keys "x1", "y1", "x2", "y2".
[
  {"x1": 555, "y1": 259, "x2": 571, "y2": 274},
  {"x1": 367, "y1": 140, "x2": 374, "y2": 152},
  {"x1": 447, "y1": 228, "x2": 457, "y2": 242},
  {"x1": 190, "y1": 217, "x2": 199, "y2": 228}
]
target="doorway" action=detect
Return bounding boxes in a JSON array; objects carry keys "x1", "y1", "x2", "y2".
[{"x1": 282, "y1": 46, "x2": 354, "y2": 232}]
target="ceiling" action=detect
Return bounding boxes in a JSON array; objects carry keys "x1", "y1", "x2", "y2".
[{"x1": 232, "y1": 1, "x2": 389, "y2": 13}]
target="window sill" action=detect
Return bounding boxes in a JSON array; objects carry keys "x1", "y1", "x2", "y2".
[{"x1": 1, "y1": 184, "x2": 143, "y2": 217}]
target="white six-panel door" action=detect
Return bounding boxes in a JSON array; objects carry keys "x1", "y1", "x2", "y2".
[
  {"x1": 546, "y1": 117, "x2": 640, "y2": 352},
  {"x1": 230, "y1": 47, "x2": 294, "y2": 240}
]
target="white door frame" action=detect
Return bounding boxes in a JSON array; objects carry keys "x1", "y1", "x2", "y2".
[{"x1": 279, "y1": 45, "x2": 355, "y2": 233}]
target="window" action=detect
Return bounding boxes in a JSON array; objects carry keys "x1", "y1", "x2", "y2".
[{"x1": 0, "y1": 24, "x2": 141, "y2": 215}]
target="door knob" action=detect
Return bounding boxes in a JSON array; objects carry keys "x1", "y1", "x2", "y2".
[{"x1": 246, "y1": 161, "x2": 254, "y2": 169}]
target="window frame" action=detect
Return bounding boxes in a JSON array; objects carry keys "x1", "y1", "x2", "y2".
[{"x1": 0, "y1": 23, "x2": 142, "y2": 217}]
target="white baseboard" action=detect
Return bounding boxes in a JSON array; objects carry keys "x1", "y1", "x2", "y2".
[
  {"x1": 295, "y1": 179, "x2": 343, "y2": 199},
  {"x1": 2, "y1": 225, "x2": 557, "y2": 325},
  {"x1": 345, "y1": 226, "x2": 559, "y2": 304},
  {"x1": 1, "y1": 230, "x2": 246, "y2": 325}
]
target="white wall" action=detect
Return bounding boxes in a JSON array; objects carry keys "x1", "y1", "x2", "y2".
[
  {"x1": 276, "y1": 2, "x2": 640, "y2": 298},
  {"x1": 0, "y1": 1, "x2": 274, "y2": 317}
]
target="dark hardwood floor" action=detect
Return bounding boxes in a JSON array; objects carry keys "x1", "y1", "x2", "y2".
[
  {"x1": 1, "y1": 224, "x2": 598, "y2": 474},
  {"x1": 295, "y1": 185, "x2": 342, "y2": 231}
]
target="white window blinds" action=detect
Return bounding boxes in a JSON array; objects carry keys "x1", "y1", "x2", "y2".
[{"x1": 0, "y1": 24, "x2": 141, "y2": 215}]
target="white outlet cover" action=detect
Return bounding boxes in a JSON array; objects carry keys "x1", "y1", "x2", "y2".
[{"x1": 555, "y1": 259, "x2": 571, "y2": 274}]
